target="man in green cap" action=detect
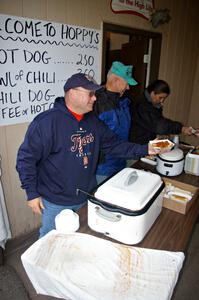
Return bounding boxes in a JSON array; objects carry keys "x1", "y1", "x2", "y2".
[{"x1": 93, "y1": 61, "x2": 137, "y2": 184}]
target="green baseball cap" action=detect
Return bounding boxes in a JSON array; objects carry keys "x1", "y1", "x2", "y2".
[{"x1": 110, "y1": 61, "x2": 138, "y2": 86}]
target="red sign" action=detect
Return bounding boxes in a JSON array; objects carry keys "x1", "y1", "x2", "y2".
[{"x1": 110, "y1": 0, "x2": 154, "y2": 20}]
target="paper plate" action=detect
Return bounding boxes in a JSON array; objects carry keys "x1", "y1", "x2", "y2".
[{"x1": 150, "y1": 139, "x2": 174, "y2": 151}]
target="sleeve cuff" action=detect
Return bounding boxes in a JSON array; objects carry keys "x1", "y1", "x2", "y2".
[{"x1": 26, "y1": 191, "x2": 40, "y2": 201}]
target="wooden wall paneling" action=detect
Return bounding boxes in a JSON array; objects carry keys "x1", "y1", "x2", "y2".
[
  {"x1": 46, "y1": 0, "x2": 66, "y2": 23},
  {"x1": 185, "y1": 53, "x2": 199, "y2": 147},
  {"x1": 159, "y1": 0, "x2": 198, "y2": 130},
  {"x1": 83, "y1": 0, "x2": 103, "y2": 28},
  {"x1": 22, "y1": 0, "x2": 47, "y2": 19},
  {"x1": 171, "y1": 1, "x2": 187, "y2": 123},
  {"x1": 0, "y1": 0, "x2": 22, "y2": 16},
  {"x1": 63, "y1": 0, "x2": 85, "y2": 27},
  {"x1": 179, "y1": 3, "x2": 194, "y2": 123},
  {"x1": 5, "y1": 123, "x2": 41, "y2": 236},
  {"x1": 184, "y1": 0, "x2": 199, "y2": 135},
  {"x1": 160, "y1": 1, "x2": 176, "y2": 119},
  {"x1": 172, "y1": 0, "x2": 188, "y2": 123}
]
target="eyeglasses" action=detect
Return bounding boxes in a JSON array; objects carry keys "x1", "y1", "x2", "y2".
[{"x1": 73, "y1": 88, "x2": 95, "y2": 97}]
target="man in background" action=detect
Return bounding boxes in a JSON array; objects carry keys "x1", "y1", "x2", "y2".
[{"x1": 94, "y1": 61, "x2": 137, "y2": 184}]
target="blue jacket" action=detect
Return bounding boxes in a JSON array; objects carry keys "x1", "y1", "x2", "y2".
[
  {"x1": 94, "y1": 88, "x2": 131, "y2": 176},
  {"x1": 16, "y1": 97, "x2": 148, "y2": 206}
]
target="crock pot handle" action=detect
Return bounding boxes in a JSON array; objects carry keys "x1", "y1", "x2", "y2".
[
  {"x1": 124, "y1": 170, "x2": 138, "y2": 186},
  {"x1": 95, "y1": 206, "x2": 121, "y2": 222}
]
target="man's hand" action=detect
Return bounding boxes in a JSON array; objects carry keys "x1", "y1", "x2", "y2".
[
  {"x1": 148, "y1": 142, "x2": 172, "y2": 156},
  {"x1": 28, "y1": 197, "x2": 44, "y2": 215},
  {"x1": 148, "y1": 143, "x2": 162, "y2": 155},
  {"x1": 181, "y1": 126, "x2": 193, "y2": 135}
]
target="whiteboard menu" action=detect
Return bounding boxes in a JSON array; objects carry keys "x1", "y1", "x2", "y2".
[{"x1": 0, "y1": 14, "x2": 101, "y2": 126}]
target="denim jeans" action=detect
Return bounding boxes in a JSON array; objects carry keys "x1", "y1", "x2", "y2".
[{"x1": 39, "y1": 198, "x2": 86, "y2": 238}]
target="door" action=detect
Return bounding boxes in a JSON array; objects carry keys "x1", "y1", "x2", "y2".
[
  {"x1": 102, "y1": 22, "x2": 162, "y2": 93},
  {"x1": 121, "y1": 36, "x2": 149, "y2": 100}
]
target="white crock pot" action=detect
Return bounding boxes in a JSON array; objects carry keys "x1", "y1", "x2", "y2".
[
  {"x1": 156, "y1": 148, "x2": 184, "y2": 176},
  {"x1": 184, "y1": 148, "x2": 199, "y2": 176}
]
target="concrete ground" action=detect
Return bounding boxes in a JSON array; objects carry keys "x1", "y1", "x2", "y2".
[
  {"x1": 0, "y1": 265, "x2": 29, "y2": 300},
  {"x1": 1, "y1": 223, "x2": 199, "y2": 300},
  {"x1": 172, "y1": 222, "x2": 199, "y2": 300}
]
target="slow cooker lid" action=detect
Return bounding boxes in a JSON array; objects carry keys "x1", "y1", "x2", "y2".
[
  {"x1": 159, "y1": 148, "x2": 184, "y2": 161},
  {"x1": 94, "y1": 168, "x2": 163, "y2": 210}
]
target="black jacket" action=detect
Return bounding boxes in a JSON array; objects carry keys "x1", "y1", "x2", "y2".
[{"x1": 130, "y1": 91, "x2": 183, "y2": 144}]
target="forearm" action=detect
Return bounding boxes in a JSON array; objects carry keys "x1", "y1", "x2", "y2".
[
  {"x1": 156, "y1": 118, "x2": 182, "y2": 135},
  {"x1": 104, "y1": 139, "x2": 148, "y2": 159},
  {"x1": 16, "y1": 148, "x2": 40, "y2": 200}
]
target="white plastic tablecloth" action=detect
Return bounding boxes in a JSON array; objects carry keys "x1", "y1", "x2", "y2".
[{"x1": 21, "y1": 230, "x2": 184, "y2": 300}]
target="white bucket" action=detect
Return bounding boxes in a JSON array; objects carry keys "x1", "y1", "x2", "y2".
[{"x1": 55, "y1": 209, "x2": 79, "y2": 233}]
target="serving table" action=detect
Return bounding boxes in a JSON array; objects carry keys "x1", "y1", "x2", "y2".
[
  {"x1": 77, "y1": 160, "x2": 199, "y2": 252},
  {"x1": 21, "y1": 161, "x2": 199, "y2": 300}
]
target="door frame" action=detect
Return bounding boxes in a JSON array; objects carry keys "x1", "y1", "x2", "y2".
[{"x1": 102, "y1": 22, "x2": 162, "y2": 85}]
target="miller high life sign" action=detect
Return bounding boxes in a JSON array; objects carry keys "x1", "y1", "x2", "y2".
[{"x1": 110, "y1": 0, "x2": 154, "y2": 20}]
